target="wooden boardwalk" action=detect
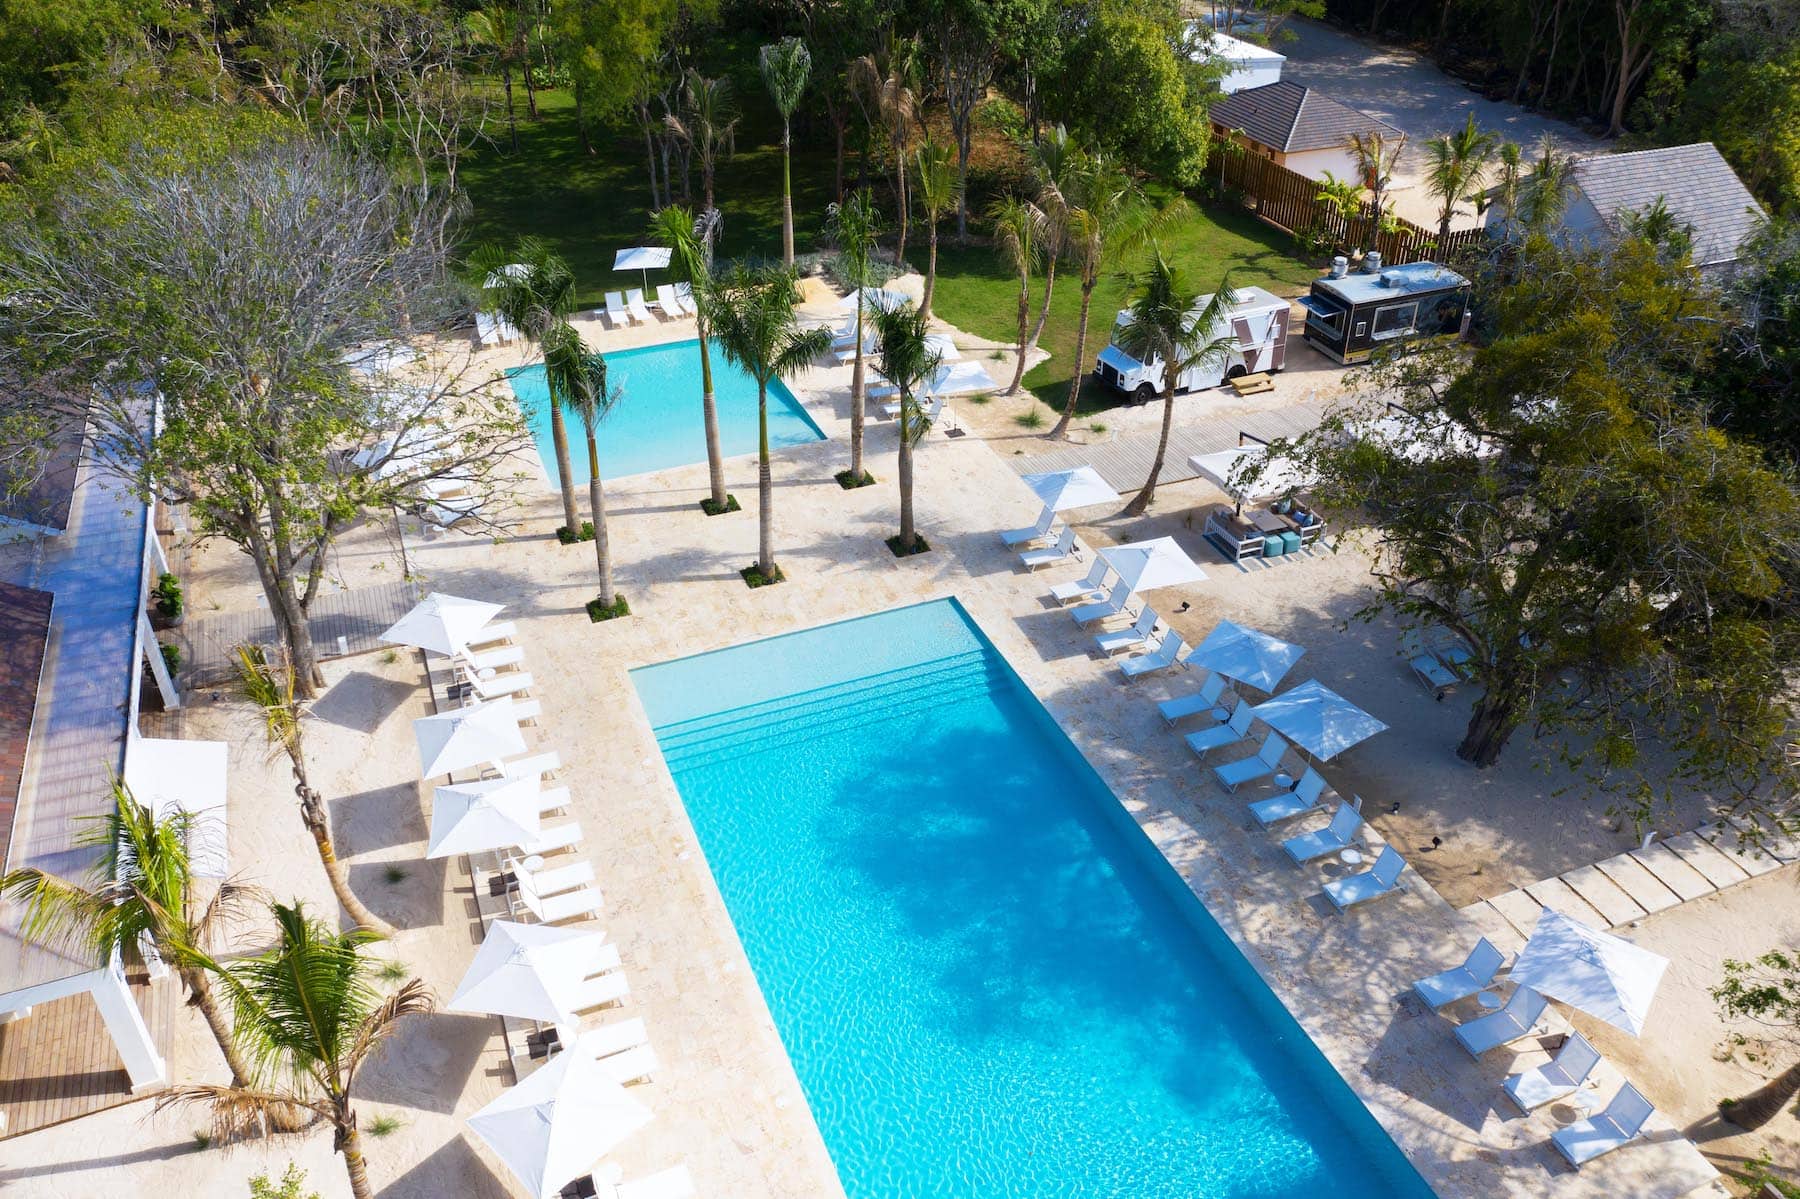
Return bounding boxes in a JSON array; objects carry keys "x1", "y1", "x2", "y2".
[
  {"x1": 1010, "y1": 399, "x2": 1331, "y2": 493},
  {"x1": 178, "y1": 579, "x2": 423, "y2": 684},
  {"x1": 0, "y1": 975, "x2": 174, "y2": 1138}
]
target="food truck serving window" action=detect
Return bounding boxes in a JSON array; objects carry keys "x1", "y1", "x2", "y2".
[
  {"x1": 1299, "y1": 295, "x2": 1344, "y2": 336},
  {"x1": 1370, "y1": 302, "x2": 1419, "y2": 341}
]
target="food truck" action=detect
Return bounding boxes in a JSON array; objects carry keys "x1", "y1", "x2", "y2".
[
  {"x1": 1298, "y1": 253, "x2": 1471, "y2": 365},
  {"x1": 1093, "y1": 285, "x2": 1292, "y2": 402}
]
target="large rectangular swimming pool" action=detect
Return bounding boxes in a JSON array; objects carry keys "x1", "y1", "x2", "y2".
[
  {"x1": 506, "y1": 337, "x2": 825, "y2": 483},
  {"x1": 632, "y1": 599, "x2": 1436, "y2": 1198}
]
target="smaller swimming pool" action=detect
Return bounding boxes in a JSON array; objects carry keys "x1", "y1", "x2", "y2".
[{"x1": 506, "y1": 338, "x2": 826, "y2": 483}]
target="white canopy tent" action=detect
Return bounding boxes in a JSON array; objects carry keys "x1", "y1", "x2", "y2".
[
  {"x1": 924, "y1": 333, "x2": 962, "y2": 362},
  {"x1": 1185, "y1": 620, "x2": 1305, "y2": 692},
  {"x1": 613, "y1": 246, "x2": 672, "y2": 292},
  {"x1": 414, "y1": 697, "x2": 529, "y2": 779},
  {"x1": 448, "y1": 921, "x2": 607, "y2": 1025},
  {"x1": 1250, "y1": 679, "x2": 1387, "y2": 759},
  {"x1": 1021, "y1": 465, "x2": 1120, "y2": 512},
  {"x1": 1356, "y1": 410, "x2": 1495, "y2": 462},
  {"x1": 1509, "y1": 908, "x2": 1669, "y2": 1036},
  {"x1": 426, "y1": 776, "x2": 543, "y2": 859},
  {"x1": 1188, "y1": 446, "x2": 1316, "y2": 512},
  {"x1": 123, "y1": 736, "x2": 229, "y2": 878},
  {"x1": 466, "y1": 1048, "x2": 654, "y2": 1199},
  {"x1": 1098, "y1": 537, "x2": 1208, "y2": 592},
  {"x1": 381, "y1": 592, "x2": 505, "y2": 658},
  {"x1": 919, "y1": 360, "x2": 999, "y2": 398}
]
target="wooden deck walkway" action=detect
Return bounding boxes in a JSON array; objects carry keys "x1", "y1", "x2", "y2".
[
  {"x1": 0, "y1": 975, "x2": 174, "y2": 1138},
  {"x1": 178, "y1": 580, "x2": 423, "y2": 685},
  {"x1": 1009, "y1": 399, "x2": 1330, "y2": 493},
  {"x1": 1463, "y1": 820, "x2": 1799, "y2": 949}
]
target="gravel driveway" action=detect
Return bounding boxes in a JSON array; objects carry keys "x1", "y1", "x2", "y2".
[{"x1": 1274, "y1": 19, "x2": 1604, "y2": 229}]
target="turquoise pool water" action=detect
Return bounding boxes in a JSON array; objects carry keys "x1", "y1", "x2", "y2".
[
  {"x1": 506, "y1": 338, "x2": 825, "y2": 483},
  {"x1": 632, "y1": 599, "x2": 1437, "y2": 1199}
]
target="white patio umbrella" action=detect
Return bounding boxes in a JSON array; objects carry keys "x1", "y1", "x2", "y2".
[
  {"x1": 415, "y1": 697, "x2": 528, "y2": 778},
  {"x1": 1021, "y1": 465, "x2": 1120, "y2": 512},
  {"x1": 613, "y1": 246, "x2": 672, "y2": 292},
  {"x1": 1358, "y1": 412, "x2": 1494, "y2": 462},
  {"x1": 1250, "y1": 679, "x2": 1387, "y2": 760},
  {"x1": 1098, "y1": 537, "x2": 1208, "y2": 592},
  {"x1": 1508, "y1": 908, "x2": 1669, "y2": 1036},
  {"x1": 1186, "y1": 620, "x2": 1305, "y2": 692},
  {"x1": 920, "y1": 359, "x2": 1000, "y2": 397},
  {"x1": 427, "y1": 775, "x2": 542, "y2": 858},
  {"x1": 381, "y1": 591, "x2": 505, "y2": 658},
  {"x1": 448, "y1": 920, "x2": 607, "y2": 1024},
  {"x1": 466, "y1": 1048, "x2": 653, "y2": 1199},
  {"x1": 484, "y1": 263, "x2": 531, "y2": 288},
  {"x1": 923, "y1": 333, "x2": 962, "y2": 362},
  {"x1": 836, "y1": 286, "x2": 911, "y2": 314},
  {"x1": 1188, "y1": 446, "x2": 1316, "y2": 514}
]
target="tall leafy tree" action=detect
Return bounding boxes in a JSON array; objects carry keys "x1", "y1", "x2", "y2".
[
  {"x1": 824, "y1": 191, "x2": 884, "y2": 486},
  {"x1": 0, "y1": 784, "x2": 258, "y2": 1090},
  {"x1": 873, "y1": 301, "x2": 943, "y2": 555},
  {"x1": 666, "y1": 71, "x2": 738, "y2": 217},
  {"x1": 851, "y1": 37, "x2": 919, "y2": 264},
  {"x1": 989, "y1": 194, "x2": 1044, "y2": 397},
  {"x1": 707, "y1": 264, "x2": 832, "y2": 581},
  {"x1": 1050, "y1": 7, "x2": 1212, "y2": 188},
  {"x1": 160, "y1": 902, "x2": 432, "y2": 1199},
  {"x1": 1114, "y1": 251, "x2": 1237, "y2": 515},
  {"x1": 648, "y1": 204, "x2": 733, "y2": 514},
  {"x1": 760, "y1": 37, "x2": 811, "y2": 268},
  {"x1": 1423, "y1": 113, "x2": 1497, "y2": 256},
  {"x1": 913, "y1": 140, "x2": 960, "y2": 321},
  {"x1": 1023, "y1": 124, "x2": 1076, "y2": 358},
  {"x1": 1712, "y1": 949, "x2": 1800, "y2": 1130},
  {"x1": 543, "y1": 322, "x2": 625, "y2": 616}
]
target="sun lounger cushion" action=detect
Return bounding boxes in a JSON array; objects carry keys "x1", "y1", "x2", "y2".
[
  {"x1": 612, "y1": 1165, "x2": 697, "y2": 1199},
  {"x1": 1412, "y1": 938, "x2": 1506, "y2": 1010},
  {"x1": 1550, "y1": 1084, "x2": 1653, "y2": 1167},
  {"x1": 1504, "y1": 1031, "x2": 1600, "y2": 1112},
  {"x1": 568, "y1": 970, "x2": 630, "y2": 1012},
  {"x1": 1454, "y1": 986, "x2": 1548, "y2": 1057},
  {"x1": 598, "y1": 1043, "x2": 658, "y2": 1085},
  {"x1": 577, "y1": 1017, "x2": 649, "y2": 1061},
  {"x1": 1158, "y1": 675, "x2": 1228, "y2": 724}
]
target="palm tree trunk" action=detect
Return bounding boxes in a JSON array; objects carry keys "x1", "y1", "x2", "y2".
[
  {"x1": 898, "y1": 406, "x2": 916, "y2": 551},
  {"x1": 1005, "y1": 273, "x2": 1031, "y2": 396},
  {"x1": 921, "y1": 220, "x2": 939, "y2": 320},
  {"x1": 502, "y1": 67, "x2": 518, "y2": 153},
  {"x1": 548, "y1": 403, "x2": 580, "y2": 535},
  {"x1": 1049, "y1": 278, "x2": 1096, "y2": 439},
  {"x1": 850, "y1": 304, "x2": 867, "y2": 479},
  {"x1": 698, "y1": 324, "x2": 728, "y2": 510},
  {"x1": 893, "y1": 145, "x2": 909, "y2": 268},
  {"x1": 781, "y1": 122, "x2": 795, "y2": 268},
  {"x1": 295, "y1": 773, "x2": 395, "y2": 937},
  {"x1": 1123, "y1": 375, "x2": 1175, "y2": 515},
  {"x1": 1720, "y1": 1059, "x2": 1800, "y2": 1130},
  {"x1": 587, "y1": 436, "x2": 612, "y2": 606},
  {"x1": 1026, "y1": 257, "x2": 1057, "y2": 352},
  {"x1": 339, "y1": 1119, "x2": 376, "y2": 1199},
  {"x1": 757, "y1": 383, "x2": 775, "y2": 578},
  {"x1": 182, "y1": 966, "x2": 252, "y2": 1087},
  {"x1": 523, "y1": 54, "x2": 539, "y2": 118}
]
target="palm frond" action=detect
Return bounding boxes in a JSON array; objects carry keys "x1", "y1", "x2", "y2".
[
  {"x1": 759, "y1": 38, "x2": 812, "y2": 118},
  {"x1": 342, "y1": 976, "x2": 434, "y2": 1093},
  {"x1": 155, "y1": 1084, "x2": 328, "y2": 1145}
]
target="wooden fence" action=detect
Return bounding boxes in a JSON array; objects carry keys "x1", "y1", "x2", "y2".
[{"x1": 1211, "y1": 146, "x2": 1490, "y2": 266}]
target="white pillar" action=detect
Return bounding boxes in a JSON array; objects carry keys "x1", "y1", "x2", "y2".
[
  {"x1": 149, "y1": 527, "x2": 170, "y2": 576},
  {"x1": 140, "y1": 611, "x2": 182, "y2": 710},
  {"x1": 90, "y1": 964, "x2": 166, "y2": 1091}
]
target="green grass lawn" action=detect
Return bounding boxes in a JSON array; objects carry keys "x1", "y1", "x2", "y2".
[{"x1": 461, "y1": 86, "x2": 1319, "y2": 415}]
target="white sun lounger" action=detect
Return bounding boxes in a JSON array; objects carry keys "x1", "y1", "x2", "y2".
[
  {"x1": 466, "y1": 620, "x2": 517, "y2": 649},
  {"x1": 1249, "y1": 767, "x2": 1335, "y2": 826},
  {"x1": 463, "y1": 670, "x2": 534, "y2": 700},
  {"x1": 1410, "y1": 650, "x2": 1458, "y2": 699},
  {"x1": 604, "y1": 292, "x2": 636, "y2": 327},
  {"x1": 1071, "y1": 580, "x2": 1132, "y2": 625},
  {"x1": 1324, "y1": 845, "x2": 1406, "y2": 911},
  {"x1": 533, "y1": 785, "x2": 572, "y2": 816},
  {"x1": 1186, "y1": 699, "x2": 1254, "y2": 757},
  {"x1": 1281, "y1": 803, "x2": 1363, "y2": 864},
  {"x1": 1505, "y1": 1031, "x2": 1601, "y2": 1112},
  {"x1": 461, "y1": 644, "x2": 525, "y2": 672},
  {"x1": 1551, "y1": 1083, "x2": 1653, "y2": 1167},
  {"x1": 518, "y1": 820, "x2": 583, "y2": 857},
  {"x1": 625, "y1": 288, "x2": 656, "y2": 323},
  {"x1": 510, "y1": 698, "x2": 542, "y2": 725},
  {"x1": 1454, "y1": 985, "x2": 1548, "y2": 1057},
  {"x1": 518, "y1": 876, "x2": 604, "y2": 924},
  {"x1": 1413, "y1": 938, "x2": 1508, "y2": 1010},
  {"x1": 1158, "y1": 672, "x2": 1229, "y2": 724},
  {"x1": 1096, "y1": 607, "x2": 1159, "y2": 656},
  {"x1": 567, "y1": 969, "x2": 631, "y2": 1013},
  {"x1": 495, "y1": 750, "x2": 561, "y2": 782},
  {"x1": 511, "y1": 855, "x2": 593, "y2": 897},
  {"x1": 1020, "y1": 527, "x2": 1077, "y2": 571},
  {"x1": 576, "y1": 1017, "x2": 649, "y2": 1061},
  {"x1": 881, "y1": 393, "x2": 944, "y2": 422},
  {"x1": 652, "y1": 284, "x2": 686, "y2": 320},
  {"x1": 1051, "y1": 558, "x2": 1110, "y2": 604},
  {"x1": 1120, "y1": 633, "x2": 1187, "y2": 680},
  {"x1": 673, "y1": 281, "x2": 699, "y2": 315},
  {"x1": 1214, "y1": 732, "x2": 1289, "y2": 792},
  {"x1": 599, "y1": 1043, "x2": 659, "y2": 1085},
  {"x1": 476, "y1": 311, "x2": 518, "y2": 347},
  {"x1": 609, "y1": 1165, "x2": 696, "y2": 1199},
  {"x1": 1002, "y1": 504, "x2": 1057, "y2": 547}
]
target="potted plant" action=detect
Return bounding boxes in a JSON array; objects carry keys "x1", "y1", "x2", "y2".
[{"x1": 149, "y1": 572, "x2": 185, "y2": 629}]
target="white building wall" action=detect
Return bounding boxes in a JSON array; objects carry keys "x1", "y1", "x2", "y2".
[{"x1": 1282, "y1": 146, "x2": 1362, "y2": 184}]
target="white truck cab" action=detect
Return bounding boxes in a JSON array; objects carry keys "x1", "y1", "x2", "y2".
[{"x1": 1094, "y1": 285, "x2": 1291, "y2": 402}]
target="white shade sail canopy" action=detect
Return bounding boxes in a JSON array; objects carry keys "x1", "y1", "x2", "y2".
[
  {"x1": 124, "y1": 737, "x2": 229, "y2": 878},
  {"x1": 1185, "y1": 620, "x2": 1305, "y2": 692},
  {"x1": 414, "y1": 697, "x2": 528, "y2": 778},
  {"x1": 1250, "y1": 679, "x2": 1387, "y2": 759},
  {"x1": 924, "y1": 333, "x2": 962, "y2": 362},
  {"x1": 1098, "y1": 537, "x2": 1208, "y2": 592},
  {"x1": 613, "y1": 246, "x2": 672, "y2": 272},
  {"x1": 1021, "y1": 465, "x2": 1121, "y2": 512},
  {"x1": 919, "y1": 360, "x2": 997, "y2": 397},
  {"x1": 836, "y1": 287, "x2": 911, "y2": 314},
  {"x1": 448, "y1": 921, "x2": 607, "y2": 1024},
  {"x1": 427, "y1": 776, "x2": 543, "y2": 858},
  {"x1": 1188, "y1": 446, "x2": 1315, "y2": 503},
  {"x1": 1355, "y1": 411, "x2": 1495, "y2": 462},
  {"x1": 483, "y1": 263, "x2": 532, "y2": 288},
  {"x1": 381, "y1": 592, "x2": 504, "y2": 658},
  {"x1": 466, "y1": 1048, "x2": 654, "y2": 1199},
  {"x1": 1509, "y1": 908, "x2": 1669, "y2": 1036}
]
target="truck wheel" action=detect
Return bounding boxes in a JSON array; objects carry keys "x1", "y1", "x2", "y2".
[
  {"x1": 1132, "y1": 384, "x2": 1155, "y2": 405},
  {"x1": 1226, "y1": 364, "x2": 1248, "y2": 380}
]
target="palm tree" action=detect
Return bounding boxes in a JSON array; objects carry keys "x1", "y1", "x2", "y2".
[
  {"x1": 463, "y1": 4, "x2": 527, "y2": 152},
  {"x1": 1114, "y1": 250, "x2": 1238, "y2": 515},
  {"x1": 1343, "y1": 129, "x2": 1407, "y2": 251},
  {"x1": 1486, "y1": 141, "x2": 1524, "y2": 229},
  {"x1": 233, "y1": 646, "x2": 396, "y2": 938},
  {"x1": 543, "y1": 322, "x2": 625, "y2": 615},
  {"x1": 824, "y1": 191, "x2": 884, "y2": 485},
  {"x1": 159, "y1": 901, "x2": 432, "y2": 1199},
  {"x1": 1516, "y1": 136, "x2": 1576, "y2": 235},
  {"x1": 1312, "y1": 171, "x2": 1364, "y2": 253},
  {"x1": 647, "y1": 205, "x2": 732, "y2": 514},
  {"x1": 1423, "y1": 113, "x2": 1497, "y2": 257},
  {"x1": 707, "y1": 264, "x2": 832, "y2": 581},
  {"x1": 469, "y1": 239, "x2": 582, "y2": 537},
  {"x1": 1023, "y1": 125, "x2": 1076, "y2": 357},
  {"x1": 989, "y1": 195, "x2": 1045, "y2": 397},
  {"x1": 0, "y1": 783, "x2": 258, "y2": 1088},
  {"x1": 913, "y1": 140, "x2": 960, "y2": 321},
  {"x1": 666, "y1": 72, "x2": 738, "y2": 217},
  {"x1": 872, "y1": 301, "x2": 943, "y2": 555},
  {"x1": 1048, "y1": 150, "x2": 1164, "y2": 440},
  {"x1": 850, "y1": 41, "x2": 918, "y2": 267},
  {"x1": 759, "y1": 37, "x2": 811, "y2": 268}
]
